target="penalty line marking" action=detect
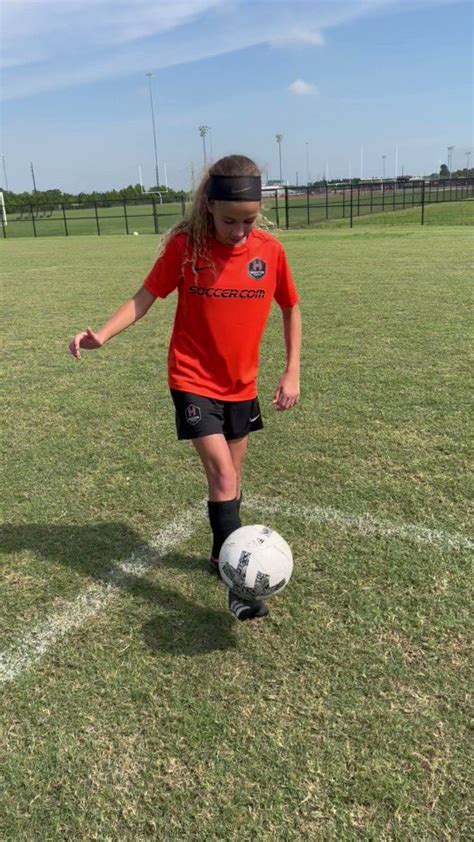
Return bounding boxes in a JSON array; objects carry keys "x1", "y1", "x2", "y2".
[
  {"x1": 1, "y1": 496, "x2": 472, "y2": 685},
  {"x1": 0, "y1": 501, "x2": 207, "y2": 685},
  {"x1": 248, "y1": 496, "x2": 473, "y2": 553}
]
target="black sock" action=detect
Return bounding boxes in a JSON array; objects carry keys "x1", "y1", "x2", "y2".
[
  {"x1": 237, "y1": 491, "x2": 243, "y2": 516},
  {"x1": 208, "y1": 498, "x2": 241, "y2": 559}
]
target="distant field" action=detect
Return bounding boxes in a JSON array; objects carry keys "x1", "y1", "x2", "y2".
[
  {"x1": 1, "y1": 223, "x2": 472, "y2": 839},
  {"x1": 3, "y1": 182, "x2": 471, "y2": 238}
]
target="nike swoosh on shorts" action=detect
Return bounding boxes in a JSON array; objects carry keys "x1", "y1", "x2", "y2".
[{"x1": 249, "y1": 414, "x2": 260, "y2": 423}]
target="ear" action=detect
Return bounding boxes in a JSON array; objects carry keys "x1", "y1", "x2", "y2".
[{"x1": 205, "y1": 198, "x2": 214, "y2": 214}]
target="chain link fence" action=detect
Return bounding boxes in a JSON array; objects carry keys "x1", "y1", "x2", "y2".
[{"x1": 1, "y1": 179, "x2": 472, "y2": 239}]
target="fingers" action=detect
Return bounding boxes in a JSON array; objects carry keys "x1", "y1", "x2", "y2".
[
  {"x1": 69, "y1": 330, "x2": 87, "y2": 359},
  {"x1": 272, "y1": 390, "x2": 299, "y2": 411}
]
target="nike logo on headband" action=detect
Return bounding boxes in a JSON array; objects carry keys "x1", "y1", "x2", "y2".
[{"x1": 231, "y1": 186, "x2": 253, "y2": 193}]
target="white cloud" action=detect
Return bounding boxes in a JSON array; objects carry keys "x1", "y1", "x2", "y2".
[
  {"x1": 1, "y1": 0, "x2": 461, "y2": 101},
  {"x1": 288, "y1": 79, "x2": 318, "y2": 97},
  {"x1": 271, "y1": 29, "x2": 325, "y2": 47}
]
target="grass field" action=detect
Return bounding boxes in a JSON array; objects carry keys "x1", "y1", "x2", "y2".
[{"x1": 1, "y1": 221, "x2": 472, "y2": 839}]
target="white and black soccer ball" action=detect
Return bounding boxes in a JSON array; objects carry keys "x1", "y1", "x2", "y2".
[{"x1": 219, "y1": 525, "x2": 293, "y2": 601}]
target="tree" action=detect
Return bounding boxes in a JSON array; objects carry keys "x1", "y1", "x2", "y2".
[{"x1": 439, "y1": 164, "x2": 449, "y2": 179}]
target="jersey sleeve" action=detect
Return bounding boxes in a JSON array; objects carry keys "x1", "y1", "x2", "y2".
[
  {"x1": 274, "y1": 243, "x2": 299, "y2": 308},
  {"x1": 143, "y1": 234, "x2": 185, "y2": 298}
]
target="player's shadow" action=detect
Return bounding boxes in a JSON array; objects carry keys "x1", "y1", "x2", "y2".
[{"x1": 1, "y1": 522, "x2": 236, "y2": 656}]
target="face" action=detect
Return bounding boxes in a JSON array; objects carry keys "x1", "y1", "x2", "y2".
[{"x1": 207, "y1": 200, "x2": 260, "y2": 246}]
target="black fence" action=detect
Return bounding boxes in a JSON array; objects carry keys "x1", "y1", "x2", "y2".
[{"x1": 1, "y1": 179, "x2": 472, "y2": 239}]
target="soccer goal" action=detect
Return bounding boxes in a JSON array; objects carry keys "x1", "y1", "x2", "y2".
[{"x1": 0, "y1": 191, "x2": 7, "y2": 230}]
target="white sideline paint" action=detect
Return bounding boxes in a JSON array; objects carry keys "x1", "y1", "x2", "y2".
[
  {"x1": 248, "y1": 496, "x2": 473, "y2": 553},
  {"x1": 0, "y1": 501, "x2": 206, "y2": 684},
  {"x1": 2, "y1": 496, "x2": 472, "y2": 685}
]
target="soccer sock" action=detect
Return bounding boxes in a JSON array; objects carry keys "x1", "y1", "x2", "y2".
[
  {"x1": 228, "y1": 590, "x2": 269, "y2": 621},
  {"x1": 208, "y1": 498, "x2": 241, "y2": 560}
]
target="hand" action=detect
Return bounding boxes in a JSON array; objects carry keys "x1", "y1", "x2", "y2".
[
  {"x1": 69, "y1": 327, "x2": 103, "y2": 359},
  {"x1": 272, "y1": 371, "x2": 300, "y2": 411}
]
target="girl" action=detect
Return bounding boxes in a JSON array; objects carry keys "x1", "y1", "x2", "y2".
[{"x1": 69, "y1": 154, "x2": 301, "y2": 621}]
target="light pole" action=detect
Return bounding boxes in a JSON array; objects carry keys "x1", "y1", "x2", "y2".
[
  {"x1": 447, "y1": 145, "x2": 455, "y2": 175},
  {"x1": 2, "y1": 155, "x2": 8, "y2": 191},
  {"x1": 145, "y1": 72, "x2": 160, "y2": 188},
  {"x1": 199, "y1": 126, "x2": 209, "y2": 165},
  {"x1": 276, "y1": 134, "x2": 284, "y2": 184},
  {"x1": 382, "y1": 154, "x2": 387, "y2": 180},
  {"x1": 30, "y1": 161, "x2": 37, "y2": 192},
  {"x1": 305, "y1": 141, "x2": 310, "y2": 185},
  {"x1": 208, "y1": 126, "x2": 213, "y2": 162},
  {"x1": 465, "y1": 150, "x2": 472, "y2": 178}
]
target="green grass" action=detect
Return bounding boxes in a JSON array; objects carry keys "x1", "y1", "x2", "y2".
[{"x1": 1, "y1": 226, "x2": 472, "y2": 839}]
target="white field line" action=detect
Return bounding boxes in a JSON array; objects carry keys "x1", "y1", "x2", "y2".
[
  {"x1": 0, "y1": 501, "x2": 206, "y2": 685},
  {"x1": 248, "y1": 496, "x2": 473, "y2": 553},
  {"x1": 2, "y1": 495, "x2": 472, "y2": 685}
]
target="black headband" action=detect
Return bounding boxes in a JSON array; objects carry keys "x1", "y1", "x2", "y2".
[{"x1": 206, "y1": 175, "x2": 262, "y2": 201}]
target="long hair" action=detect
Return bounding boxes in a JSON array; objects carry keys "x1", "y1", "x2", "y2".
[{"x1": 160, "y1": 154, "x2": 267, "y2": 272}]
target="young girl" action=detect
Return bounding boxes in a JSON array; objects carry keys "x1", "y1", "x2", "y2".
[{"x1": 69, "y1": 154, "x2": 301, "y2": 621}]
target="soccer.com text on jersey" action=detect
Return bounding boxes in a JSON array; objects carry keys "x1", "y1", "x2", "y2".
[{"x1": 188, "y1": 285, "x2": 266, "y2": 299}]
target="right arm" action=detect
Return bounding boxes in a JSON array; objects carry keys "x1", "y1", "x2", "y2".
[{"x1": 69, "y1": 285, "x2": 156, "y2": 359}]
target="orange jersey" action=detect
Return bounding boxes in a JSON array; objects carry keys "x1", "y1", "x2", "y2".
[{"x1": 143, "y1": 228, "x2": 299, "y2": 400}]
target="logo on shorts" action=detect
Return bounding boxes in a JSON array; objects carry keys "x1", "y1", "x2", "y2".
[
  {"x1": 185, "y1": 404, "x2": 202, "y2": 426},
  {"x1": 248, "y1": 258, "x2": 266, "y2": 280}
]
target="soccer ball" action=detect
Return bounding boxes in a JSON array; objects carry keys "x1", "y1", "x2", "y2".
[
  {"x1": 219, "y1": 525, "x2": 293, "y2": 601},
  {"x1": 133, "y1": 231, "x2": 139, "y2": 236}
]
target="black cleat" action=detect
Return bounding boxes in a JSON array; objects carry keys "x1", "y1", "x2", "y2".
[{"x1": 228, "y1": 589, "x2": 269, "y2": 621}]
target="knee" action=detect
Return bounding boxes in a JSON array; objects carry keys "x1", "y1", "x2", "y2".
[{"x1": 209, "y1": 464, "x2": 237, "y2": 498}]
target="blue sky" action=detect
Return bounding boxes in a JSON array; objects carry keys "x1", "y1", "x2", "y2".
[{"x1": 1, "y1": 0, "x2": 472, "y2": 192}]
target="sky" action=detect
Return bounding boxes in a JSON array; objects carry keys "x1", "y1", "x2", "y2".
[{"x1": 1, "y1": 0, "x2": 473, "y2": 192}]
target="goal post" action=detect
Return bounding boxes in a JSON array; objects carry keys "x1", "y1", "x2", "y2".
[{"x1": 0, "y1": 191, "x2": 7, "y2": 229}]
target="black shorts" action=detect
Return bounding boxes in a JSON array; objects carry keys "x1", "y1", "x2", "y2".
[{"x1": 170, "y1": 389, "x2": 264, "y2": 441}]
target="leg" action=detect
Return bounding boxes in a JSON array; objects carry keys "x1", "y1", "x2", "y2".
[
  {"x1": 227, "y1": 436, "x2": 248, "y2": 502},
  {"x1": 192, "y1": 433, "x2": 240, "y2": 563},
  {"x1": 192, "y1": 433, "x2": 237, "y2": 501},
  {"x1": 192, "y1": 433, "x2": 267, "y2": 620}
]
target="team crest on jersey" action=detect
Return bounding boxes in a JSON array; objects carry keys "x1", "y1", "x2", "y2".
[
  {"x1": 185, "y1": 404, "x2": 201, "y2": 426},
  {"x1": 247, "y1": 258, "x2": 266, "y2": 280}
]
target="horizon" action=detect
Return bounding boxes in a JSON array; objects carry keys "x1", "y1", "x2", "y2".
[{"x1": 2, "y1": 0, "x2": 472, "y2": 193}]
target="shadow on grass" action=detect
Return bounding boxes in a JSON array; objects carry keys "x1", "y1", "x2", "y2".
[{"x1": 1, "y1": 522, "x2": 236, "y2": 655}]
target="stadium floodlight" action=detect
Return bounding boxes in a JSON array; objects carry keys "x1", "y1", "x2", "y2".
[
  {"x1": 275, "y1": 134, "x2": 284, "y2": 184},
  {"x1": 199, "y1": 126, "x2": 209, "y2": 166},
  {"x1": 145, "y1": 72, "x2": 161, "y2": 189},
  {"x1": 305, "y1": 142, "x2": 310, "y2": 185},
  {"x1": 382, "y1": 154, "x2": 387, "y2": 180},
  {"x1": 360, "y1": 146, "x2": 364, "y2": 180}
]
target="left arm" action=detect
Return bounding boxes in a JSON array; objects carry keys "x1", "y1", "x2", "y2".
[{"x1": 273, "y1": 303, "x2": 302, "y2": 411}]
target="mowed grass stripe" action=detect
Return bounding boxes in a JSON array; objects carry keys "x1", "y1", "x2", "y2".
[
  {"x1": 2, "y1": 495, "x2": 471, "y2": 684},
  {"x1": 0, "y1": 501, "x2": 206, "y2": 683}
]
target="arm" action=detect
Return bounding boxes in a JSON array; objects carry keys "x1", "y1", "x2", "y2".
[
  {"x1": 69, "y1": 285, "x2": 156, "y2": 359},
  {"x1": 273, "y1": 303, "x2": 302, "y2": 411}
]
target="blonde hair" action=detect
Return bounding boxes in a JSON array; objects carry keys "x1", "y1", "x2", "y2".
[{"x1": 160, "y1": 154, "x2": 269, "y2": 272}]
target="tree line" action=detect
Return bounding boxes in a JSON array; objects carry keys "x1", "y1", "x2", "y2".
[{"x1": 0, "y1": 183, "x2": 189, "y2": 211}]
